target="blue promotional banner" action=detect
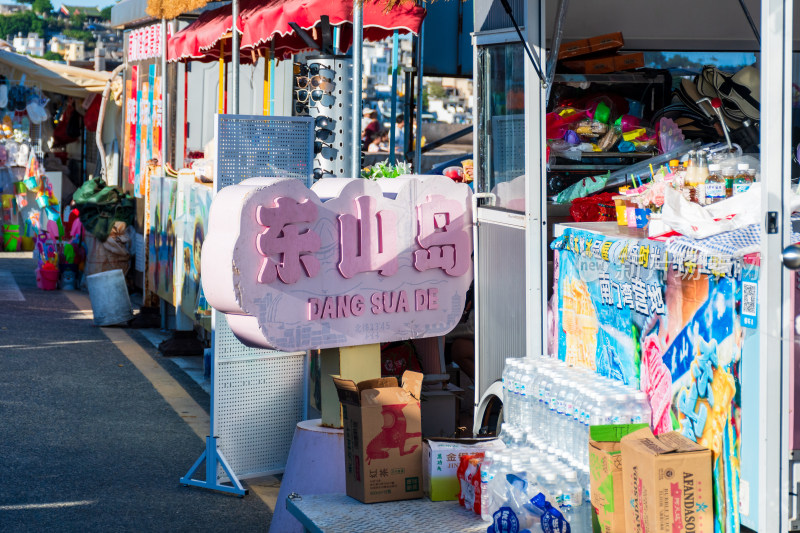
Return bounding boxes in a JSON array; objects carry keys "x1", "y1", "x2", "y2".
[{"x1": 552, "y1": 228, "x2": 754, "y2": 533}]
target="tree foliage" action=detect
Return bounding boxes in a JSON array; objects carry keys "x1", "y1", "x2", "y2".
[
  {"x1": 42, "y1": 51, "x2": 62, "y2": 61},
  {"x1": 100, "y1": 6, "x2": 112, "y2": 20},
  {"x1": 31, "y1": 0, "x2": 52, "y2": 15},
  {"x1": 0, "y1": 11, "x2": 45, "y2": 40}
]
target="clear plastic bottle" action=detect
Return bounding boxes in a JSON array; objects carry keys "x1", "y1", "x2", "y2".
[
  {"x1": 561, "y1": 470, "x2": 585, "y2": 531},
  {"x1": 632, "y1": 391, "x2": 653, "y2": 427},
  {"x1": 480, "y1": 451, "x2": 496, "y2": 522},
  {"x1": 733, "y1": 163, "x2": 752, "y2": 195},
  {"x1": 705, "y1": 164, "x2": 726, "y2": 204},
  {"x1": 722, "y1": 166, "x2": 735, "y2": 198}
]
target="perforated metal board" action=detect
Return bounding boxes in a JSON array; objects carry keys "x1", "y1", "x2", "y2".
[
  {"x1": 212, "y1": 114, "x2": 313, "y2": 479},
  {"x1": 215, "y1": 114, "x2": 314, "y2": 188},
  {"x1": 213, "y1": 313, "x2": 306, "y2": 479}
]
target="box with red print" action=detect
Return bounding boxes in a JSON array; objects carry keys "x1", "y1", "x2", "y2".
[{"x1": 334, "y1": 371, "x2": 424, "y2": 503}]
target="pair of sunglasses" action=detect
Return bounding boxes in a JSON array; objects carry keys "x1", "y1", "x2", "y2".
[
  {"x1": 316, "y1": 128, "x2": 334, "y2": 141},
  {"x1": 315, "y1": 115, "x2": 333, "y2": 129},
  {"x1": 295, "y1": 63, "x2": 336, "y2": 78},
  {"x1": 296, "y1": 75, "x2": 333, "y2": 89},
  {"x1": 296, "y1": 89, "x2": 325, "y2": 104},
  {"x1": 314, "y1": 140, "x2": 335, "y2": 154},
  {"x1": 295, "y1": 102, "x2": 308, "y2": 115},
  {"x1": 313, "y1": 168, "x2": 335, "y2": 180}
]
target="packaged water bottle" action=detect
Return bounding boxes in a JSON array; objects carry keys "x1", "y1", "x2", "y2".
[
  {"x1": 561, "y1": 470, "x2": 586, "y2": 531},
  {"x1": 480, "y1": 451, "x2": 496, "y2": 522},
  {"x1": 632, "y1": 390, "x2": 653, "y2": 427},
  {"x1": 606, "y1": 393, "x2": 631, "y2": 425}
]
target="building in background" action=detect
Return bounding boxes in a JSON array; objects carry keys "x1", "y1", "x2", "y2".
[
  {"x1": 49, "y1": 34, "x2": 86, "y2": 61},
  {"x1": 12, "y1": 33, "x2": 45, "y2": 57}
]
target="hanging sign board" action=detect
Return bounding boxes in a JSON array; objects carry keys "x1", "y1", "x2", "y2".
[
  {"x1": 126, "y1": 23, "x2": 171, "y2": 62},
  {"x1": 202, "y1": 176, "x2": 473, "y2": 352}
]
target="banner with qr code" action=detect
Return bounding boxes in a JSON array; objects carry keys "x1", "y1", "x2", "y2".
[{"x1": 553, "y1": 228, "x2": 745, "y2": 533}]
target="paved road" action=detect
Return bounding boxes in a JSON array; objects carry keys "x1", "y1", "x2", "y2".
[{"x1": 0, "y1": 254, "x2": 271, "y2": 532}]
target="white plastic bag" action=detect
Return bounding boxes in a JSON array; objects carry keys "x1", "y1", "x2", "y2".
[
  {"x1": 661, "y1": 184, "x2": 762, "y2": 239},
  {"x1": 0, "y1": 85, "x2": 8, "y2": 109}
]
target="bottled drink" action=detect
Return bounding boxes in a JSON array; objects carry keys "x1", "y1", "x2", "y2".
[
  {"x1": 685, "y1": 150, "x2": 708, "y2": 204},
  {"x1": 480, "y1": 451, "x2": 496, "y2": 522},
  {"x1": 561, "y1": 470, "x2": 586, "y2": 531},
  {"x1": 705, "y1": 164, "x2": 725, "y2": 204},
  {"x1": 682, "y1": 150, "x2": 696, "y2": 201},
  {"x1": 632, "y1": 391, "x2": 653, "y2": 427},
  {"x1": 733, "y1": 163, "x2": 753, "y2": 195},
  {"x1": 668, "y1": 159, "x2": 681, "y2": 174},
  {"x1": 722, "y1": 166, "x2": 735, "y2": 198}
]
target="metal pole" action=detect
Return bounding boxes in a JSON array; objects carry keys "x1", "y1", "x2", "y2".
[
  {"x1": 231, "y1": 0, "x2": 240, "y2": 114},
  {"x1": 161, "y1": 19, "x2": 168, "y2": 168},
  {"x1": 414, "y1": 14, "x2": 424, "y2": 172},
  {"x1": 759, "y1": 0, "x2": 791, "y2": 530},
  {"x1": 389, "y1": 31, "x2": 398, "y2": 165},
  {"x1": 350, "y1": 0, "x2": 363, "y2": 177}
]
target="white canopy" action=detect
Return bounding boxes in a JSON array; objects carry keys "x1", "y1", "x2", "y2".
[{"x1": 0, "y1": 50, "x2": 112, "y2": 98}]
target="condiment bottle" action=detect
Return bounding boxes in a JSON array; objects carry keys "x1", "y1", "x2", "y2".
[
  {"x1": 733, "y1": 163, "x2": 753, "y2": 195},
  {"x1": 722, "y1": 167, "x2": 735, "y2": 198},
  {"x1": 705, "y1": 164, "x2": 725, "y2": 204},
  {"x1": 683, "y1": 150, "x2": 697, "y2": 202},
  {"x1": 669, "y1": 159, "x2": 681, "y2": 174}
]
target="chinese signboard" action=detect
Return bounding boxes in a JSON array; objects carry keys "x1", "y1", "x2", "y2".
[
  {"x1": 553, "y1": 227, "x2": 748, "y2": 533},
  {"x1": 202, "y1": 176, "x2": 473, "y2": 352},
  {"x1": 127, "y1": 24, "x2": 170, "y2": 62}
]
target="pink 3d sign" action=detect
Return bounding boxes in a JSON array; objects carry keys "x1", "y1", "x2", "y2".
[{"x1": 202, "y1": 176, "x2": 473, "y2": 352}]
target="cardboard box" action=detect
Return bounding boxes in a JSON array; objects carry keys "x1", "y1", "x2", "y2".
[
  {"x1": 334, "y1": 371, "x2": 424, "y2": 503},
  {"x1": 562, "y1": 55, "x2": 618, "y2": 75},
  {"x1": 621, "y1": 428, "x2": 713, "y2": 533},
  {"x1": 558, "y1": 32, "x2": 624, "y2": 60},
  {"x1": 423, "y1": 438, "x2": 505, "y2": 501},
  {"x1": 614, "y1": 52, "x2": 645, "y2": 72},
  {"x1": 558, "y1": 38, "x2": 592, "y2": 60},
  {"x1": 590, "y1": 424, "x2": 647, "y2": 533}
]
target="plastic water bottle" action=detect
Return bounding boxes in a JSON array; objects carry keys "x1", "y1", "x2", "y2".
[
  {"x1": 561, "y1": 469, "x2": 586, "y2": 531},
  {"x1": 632, "y1": 390, "x2": 653, "y2": 427},
  {"x1": 480, "y1": 451, "x2": 496, "y2": 522}
]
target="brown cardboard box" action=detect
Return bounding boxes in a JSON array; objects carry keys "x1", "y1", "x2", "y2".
[
  {"x1": 587, "y1": 32, "x2": 625, "y2": 54},
  {"x1": 614, "y1": 53, "x2": 645, "y2": 72},
  {"x1": 558, "y1": 32, "x2": 624, "y2": 60},
  {"x1": 334, "y1": 371, "x2": 424, "y2": 503},
  {"x1": 620, "y1": 428, "x2": 713, "y2": 533},
  {"x1": 562, "y1": 55, "x2": 618, "y2": 75},
  {"x1": 589, "y1": 440, "x2": 626, "y2": 533},
  {"x1": 558, "y1": 38, "x2": 591, "y2": 60}
]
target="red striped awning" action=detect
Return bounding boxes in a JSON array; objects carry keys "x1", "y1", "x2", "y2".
[{"x1": 168, "y1": 0, "x2": 425, "y2": 63}]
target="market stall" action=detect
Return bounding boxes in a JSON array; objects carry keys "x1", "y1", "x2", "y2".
[{"x1": 469, "y1": 0, "x2": 797, "y2": 531}]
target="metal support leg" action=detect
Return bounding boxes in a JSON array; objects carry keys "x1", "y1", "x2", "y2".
[{"x1": 180, "y1": 436, "x2": 248, "y2": 497}]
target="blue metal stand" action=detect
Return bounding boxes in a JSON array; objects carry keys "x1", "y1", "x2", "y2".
[{"x1": 180, "y1": 436, "x2": 248, "y2": 497}]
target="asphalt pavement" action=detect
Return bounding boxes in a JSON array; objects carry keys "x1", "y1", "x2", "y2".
[{"x1": 0, "y1": 253, "x2": 272, "y2": 532}]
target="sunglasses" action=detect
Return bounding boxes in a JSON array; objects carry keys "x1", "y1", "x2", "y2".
[
  {"x1": 314, "y1": 140, "x2": 335, "y2": 154},
  {"x1": 295, "y1": 75, "x2": 334, "y2": 89},
  {"x1": 295, "y1": 101, "x2": 308, "y2": 115},
  {"x1": 313, "y1": 168, "x2": 335, "y2": 180},
  {"x1": 295, "y1": 89, "x2": 326, "y2": 104},
  {"x1": 307, "y1": 63, "x2": 335, "y2": 78},
  {"x1": 316, "y1": 128, "x2": 335, "y2": 141},
  {"x1": 315, "y1": 115, "x2": 333, "y2": 129}
]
